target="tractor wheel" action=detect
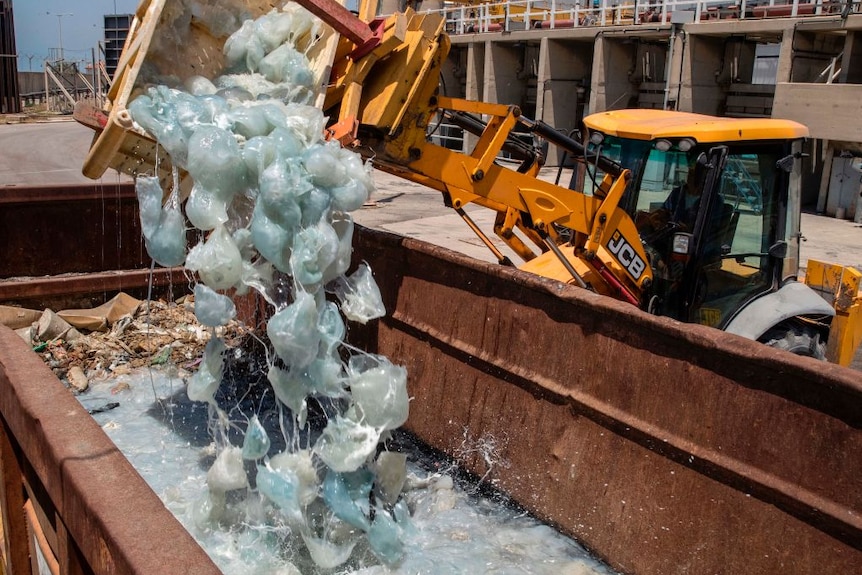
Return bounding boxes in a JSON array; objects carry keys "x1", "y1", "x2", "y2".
[{"x1": 759, "y1": 324, "x2": 827, "y2": 360}]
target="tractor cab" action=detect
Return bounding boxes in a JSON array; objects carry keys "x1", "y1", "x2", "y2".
[{"x1": 582, "y1": 110, "x2": 809, "y2": 329}]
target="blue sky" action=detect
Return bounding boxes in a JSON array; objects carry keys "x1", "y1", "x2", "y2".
[{"x1": 12, "y1": 0, "x2": 140, "y2": 72}]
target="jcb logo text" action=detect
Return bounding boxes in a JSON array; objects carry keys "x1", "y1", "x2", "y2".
[{"x1": 608, "y1": 230, "x2": 646, "y2": 281}]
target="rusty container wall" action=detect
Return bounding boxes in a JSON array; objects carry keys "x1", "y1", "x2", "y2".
[
  {"x1": 350, "y1": 226, "x2": 862, "y2": 575},
  {"x1": 0, "y1": 326, "x2": 222, "y2": 574},
  {"x1": 0, "y1": 183, "x2": 191, "y2": 310}
]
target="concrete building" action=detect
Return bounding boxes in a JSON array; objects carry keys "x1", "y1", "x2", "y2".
[{"x1": 390, "y1": 0, "x2": 862, "y2": 214}]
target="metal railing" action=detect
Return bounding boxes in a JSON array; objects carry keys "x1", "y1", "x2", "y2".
[{"x1": 420, "y1": 0, "x2": 862, "y2": 34}]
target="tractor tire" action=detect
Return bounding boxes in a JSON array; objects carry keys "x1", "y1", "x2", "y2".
[{"x1": 759, "y1": 324, "x2": 827, "y2": 360}]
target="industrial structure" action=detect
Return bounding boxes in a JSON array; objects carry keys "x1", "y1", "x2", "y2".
[
  {"x1": 0, "y1": 0, "x2": 19, "y2": 114},
  {"x1": 103, "y1": 13, "x2": 133, "y2": 79},
  {"x1": 1, "y1": 4, "x2": 132, "y2": 115},
  {"x1": 401, "y1": 0, "x2": 862, "y2": 215}
]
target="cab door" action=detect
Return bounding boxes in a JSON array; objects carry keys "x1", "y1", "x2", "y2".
[{"x1": 684, "y1": 145, "x2": 784, "y2": 327}]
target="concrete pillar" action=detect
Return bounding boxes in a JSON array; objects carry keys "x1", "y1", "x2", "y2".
[
  {"x1": 461, "y1": 41, "x2": 487, "y2": 151},
  {"x1": 682, "y1": 34, "x2": 724, "y2": 115},
  {"x1": 839, "y1": 31, "x2": 862, "y2": 84},
  {"x1": 775, "y1": 26, "x2": 795, "y2": 83},
  {"x1": 485, "y1": 42, "x2": 526, "y2": 107},
  {"x1": 466, "y1": 42, "x2": 486, "y2": 102},
  {"x1": 441, "y1": 45, "x2": 467, "y2": 99},
  {"x1": 817, "y1": 141, "x2": 833, "y2": 214},
  {"x1": 537, "y1": 37, "x2": 591, "y2": 165},
  {"x1": 589, "y1": 35, "x2": 636, "y2": 113}
]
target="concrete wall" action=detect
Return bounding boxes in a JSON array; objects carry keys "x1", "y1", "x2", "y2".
[
  {"x1": 441, "y1": 11, "x2": 862, "y2": 203},
  {"x1": 773, "y1": 83, "x2": 862, "y2": 144}
]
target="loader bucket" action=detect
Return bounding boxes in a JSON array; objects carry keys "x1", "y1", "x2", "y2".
[{"x1": 79, "y1": 0, "x2": 341, "y2": 189}]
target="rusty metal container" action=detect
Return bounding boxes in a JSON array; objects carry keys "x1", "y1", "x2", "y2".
[
  {"x1": 0, "y1": 182, "x2": 188, "y2": 311},
  {"x1": 349, "y1": 227, "x2": 862, "y2": 575}
]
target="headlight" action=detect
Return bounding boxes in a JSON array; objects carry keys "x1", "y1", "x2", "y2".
[{"x1": 677, "y1": 138, "x2": 696, "y2": 152}]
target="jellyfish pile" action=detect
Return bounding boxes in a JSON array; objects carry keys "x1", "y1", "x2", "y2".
[{"x1": 127, "y1": 3, "x2": 412, "y2": 569}]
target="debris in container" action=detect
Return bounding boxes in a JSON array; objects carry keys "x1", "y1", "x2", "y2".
[
  {"x1": 25, "y1": 293, "x2": 250, "y2": 391},
  {"x1": 36, "y1": 309, "x2": 77, "y2": 342},
  {"x1": 57, "y1": 292, "x2": 142, "y2": 332},
  {"x1": 0, "y1": 305, "x2": 42, "y2": 330},
  {"x1": 66, "y1": 365, "x2": 89, "y2": 393},
  {"x1": 87, "y1": 401, "x2": 120, "y2": 415}
]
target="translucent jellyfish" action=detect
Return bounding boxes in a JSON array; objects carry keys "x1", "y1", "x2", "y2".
[
  {"x1": 290, "y1": 222, "x2": 339, "y2": 290},
  {"x1": 242, "y1": 415, "x2": 271, "y2": 460},
  {"x1": 281, "y1": 104, "x2": 326, "y2": 148},
  {"x1": 322, "y1": 469, "x2": 373, "y2": 531},
  {"x1": 250, "y1": 202, "x2": 293, "y2": 274},
  {"x1": 267, "y1": 291, "x2": 319, "y2": 369},
  {"x1": 268, "y1": 126, "x2": 305, "y2": 159},
  {"x1": 267, "y1": 365, "x2": 313, "y2": 426},
  {"x1": 313, "y1": 416, "x2": 381, "y2": 473},
  {"x1": 185, "y1": 225, "x2": 243, "y2": 291},
  {"x1": 269, "y1": 449, "x2": 319, "y2": 507},
  {"x1": 128, "y1": 87, "x2": 191, "y2": 167},
  {"x1": 186, "y1": 337, "x2": 226, "y2": 404},
  {"x1": 347, "y1": 354, "x2": 408, "y2": 431},
  {"x1": 194, "y1": 283, "x2": 236, "y2": 327},
  {"x1": 279, "y1": 3, "x2": 321, "y2": 53},
  {"x1": 145, "y1": 207, "x2": 187, "y2": 268},
  {"x1": 186, "y1": 125, "x2": 248, "y2": 199},
  {"x1": 317, "y1": 301, "x2": 346, "y2": 357},
  {"x1": 184, "y1": 75, "x2": 217, "y2": 96},
  {"x1": 332, "y1": 264, "x2": 386, "y2": 324},
  {"x1": 207, "y1": 446, "x2": 248, "y2": 493},
  {"x1": 300, "y1": 531, "x2": 357, "y2": 570},
  {"x1": 223, "y1": 19, "x2": 266, "y2": 72},
  {"x1": 254, "y1": 9, "x2": 296, "y2": 53},
  {"x1": 322, "y1": 215, "x2": 354, "y2": 284},
  {"x1": 259, "y1": 44, "x2": 314, "y2": 88},
  {"x1": 258, "y1": 157, "x2": 306, "y2": 229},
  {"x1": 329, "y1": 177, "x2": 371, "y2": 213},
  {"x1": 135, "y1": 175, "x2": 163, "y2": 240},
  {"x1": 367, "y1": 506, "x2": 405, "y2": 565},
  {"x1": 185, "y1": 182, "x2": 227, "y2": 232},
  {"x1": 373, "y1": 451, "x2": 408, "y2": 506},
  {"x1": 303, "y1": 142, "x2": 348, "y2": 189},
  {"x1": 255, "y1": 464, "x2": 303, "y2": 524},
  {"x1": 135, "y1": 175, "x2": 186, "y2": 267},
  {"x1": 242, "y1": 136, "x2": 279, "y2": 181},
  {"x1": 173, "y1": 89, "x2": 212, "y2": 135},
  {"x1": 228, "y1": 104, "x2": 272, "y2": 139},
  {"x1": 303, "y1": 356, "x2": 346, "y2": 398}
]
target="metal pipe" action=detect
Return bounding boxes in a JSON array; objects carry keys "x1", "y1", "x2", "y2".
[
  {"x1": 542, "y1": 233, "x2": 588, "y2": 288},
  {"x1": 519, "y1": 115, "x2": 624, "y2": 177},
  {"x1": 445, "y1": 110, "x2": 540, "y2": 163},
  {"x1": 455, "y1": 208, "x2": 514, "y2": 266}
]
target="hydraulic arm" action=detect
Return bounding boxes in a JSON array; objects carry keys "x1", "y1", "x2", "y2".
[{"x1": 302, "y1": 0, "x2": 652, "y2": 305}]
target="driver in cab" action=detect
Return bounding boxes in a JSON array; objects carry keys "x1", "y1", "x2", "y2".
[
  {"x1": 635, "y1": 167, "x2": 702, "y2": 284},
  {"x1": 637, "y1": 167, "x2": 701, "y2": 236}
]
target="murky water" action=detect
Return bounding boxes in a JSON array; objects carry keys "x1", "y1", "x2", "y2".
[{"x1": 77, "y1": 367, "x2": 617, "y2": 575}]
